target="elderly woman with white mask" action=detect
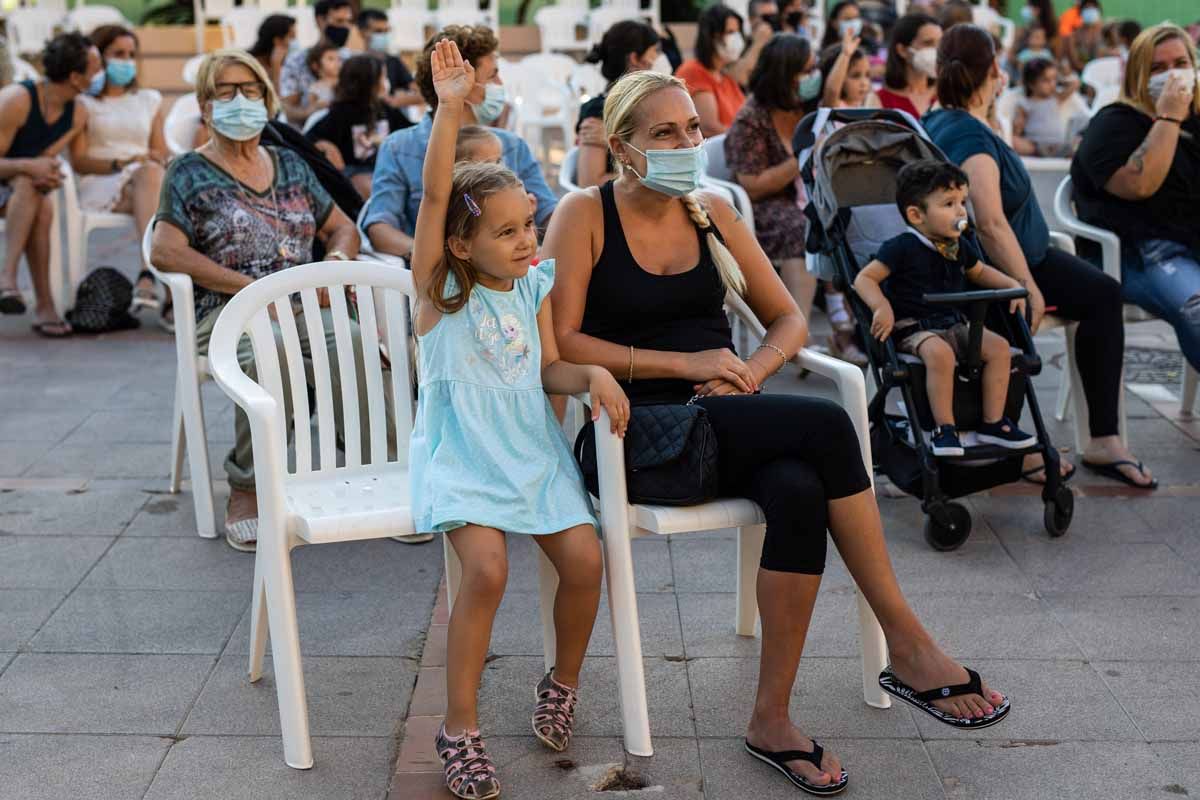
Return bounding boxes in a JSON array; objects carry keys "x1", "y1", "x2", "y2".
[{"x1": 148, "y1": 50, "x2": 400, "y2": 553}]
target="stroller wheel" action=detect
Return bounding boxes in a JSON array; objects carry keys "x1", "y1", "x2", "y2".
[
  {"x1": 924, "y1": 502, "x2": 972, "y2": 551},
  {"x1": 1044, "y1": 486, "x2": 1074, "y2": 538}
]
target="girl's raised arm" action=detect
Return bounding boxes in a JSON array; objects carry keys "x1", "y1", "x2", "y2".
[{"x1": 411, "y1": 39, "x2": 476, "y2": 296}]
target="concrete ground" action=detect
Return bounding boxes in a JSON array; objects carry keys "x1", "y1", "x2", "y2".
[{"x1": 1, "y1": 227, "x2": 1199, "y2": 800}]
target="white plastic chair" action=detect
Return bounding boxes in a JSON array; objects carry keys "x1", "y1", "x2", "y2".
[
  {"x1": 387, "y1": 6, "x2": 432, "y2": 53},
  {"x1": 58, "y1": 161, "x2": 138, "y2": 303},
  {"x1": 1054, "y1": 176, "x2": 1199, "y2": 418},
  {"x1": 221, "y1": 6, "x2": 266, "y2": 49},
  {"x1": 559, "y1": 145, "x2": 582, "y2": 193},
  {"x1": 586, "y1": 4, "x2": 641, "y2": 46},
  {"x1": 1090, "y1": 83, "x2": 1120, "y2": 115},
  {"x1": 165, "y1": 94, "x2": 203, "y2": 156},
  {"x1": 534, "y1": 5, "x2": 585, "y2": 54},
  {"x1": 506, "y1": 53, "x2": 577, "y2": 163},
  {"x1": 66, "y1": 4, "x2": 128, "y2": 35},
  {"x1": 554, "y1": 289, "x2": 889, "y2": 757},
  {"x1": 193, "y1": 0, "x2": 237, "y2": 53},
  {"x1": 301, "y1": 107, "x2": 330, "y2": 135},
  {"x1": 434, "y1": 0, "x2": 499, "y2": 34},
  {"x1": 1081, "y1": 56, "x2": 1122, "y2": 95},
  {"x1": 1022, "y1": 156, "x2": 1071, "y2": 234},
  {"x1": 11, "y1": 57, "x2": 39, "y2": 82},
  {"x1": 141, "y1": 224, "x2": 219, "y2": 539},
  {"x1": 288, "y1": 6, "x2": 322, "y2": 48},
  {"x1": 971, "y1": 4, "x2": 1014, "y2": 50},
  {"x1": 568, "y1": 61, "x2": 607, "y2": 102},
  {"x1": 181, "y1": 53, "x2": 205, "y2": 88},
  {"x1": 7, "y1": 7, "x2": 64, "y2": 56}
]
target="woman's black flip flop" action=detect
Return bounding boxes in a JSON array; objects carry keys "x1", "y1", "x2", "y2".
[
  {"x1": 1080, "y1": 459, "x2": 1158, "y2": 490},
  {"x1": 745, "y1": 739, "x2": 848, "y2": 796},
  {"x1": 879, "y1": 666, "x2": 1011, "y2": 729},
  {"x1": 1020, "y1": 462, "x2": 1076, "y2": 485}
]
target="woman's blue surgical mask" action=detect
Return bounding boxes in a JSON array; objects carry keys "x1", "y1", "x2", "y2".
[
  {"x1": 624, "y1": 141, "x2": 708, "y2": 197},
  {"x1": 838, "y1": 17, "x2": 862, "y2": 37},
  {"x1": 797, "y1": 69, "x2": 823, "y2": 102},
  {"x1": 470, "y1": 83, "x2": 507, "y2": 126},
  {"x1": 210, "y1": 93, "x2": 270, "y2": 141},
  {"x1": 1080, "y1": 6, "x2": 1101, "y2": 25},
  {"x1": 369, "y1": 32, "x2": 391, "y2": 53},
  {"x1": 1019, "y1": 5, "x2": 1035, "y2": 22},
  {"x1": 105, "y1": 59, "x2": 137, "y2": 88},
  {"x1": 1017, "y1": 47, "x2": 1054, "y2": 64},
  {"x1": 87, "y1": 69, "x2": 106, "y2": 95},
  {"x1": 288, "y1": 38, "x2": 302, "y2": 55}
]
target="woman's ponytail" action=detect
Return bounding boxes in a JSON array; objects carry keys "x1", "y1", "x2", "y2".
[
  {"x1": 935, "y1": 24, "x2": 996, "y2": 109},
  {"x1": 681, "y1": 194, "x2": 747, "y2": 296}
]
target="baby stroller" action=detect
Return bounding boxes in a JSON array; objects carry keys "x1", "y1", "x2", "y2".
[{"x1": 795, "y1": 108, "x2": 1074, "y2": 550}]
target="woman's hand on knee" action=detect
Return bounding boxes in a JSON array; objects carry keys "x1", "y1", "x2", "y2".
[{"x1": 682, "y1": 349, "x2": 758, "y2": 394}]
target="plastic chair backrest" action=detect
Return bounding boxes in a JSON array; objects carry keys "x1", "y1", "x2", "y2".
[
  {"x1": 534, "y1": 6, "x2": 584, "y2": 52},
  {"x1": 703, "y1": 134, "x2": 731, "y2": 181},
  {"x1": 165, "y1": 94, "x2": 202, "y2": 156},
  {"x1": 569, "y1": 62, "x2": 607, "y2": 101},
  {"x1": 302, "y1": 107, "x2": 330, "y2": 135},
  {"x1": 289, "y1": 7, "x2": 322, "y2": 47},
  {"x1": 8, "y1": 8, "x2": 64, "y2": 55},
  {"x1": 67, "y1": 5, "x2": 127, "y2": 35},
  {"x1": 587, "y1": 5, "x2": 640, "y2": 44},
  {"x1": 559, "y1": 146, "x2": 582, "y2": 193},
  {"x1": 393, "y1": 0, "x2": 430, "y2": 11},
  {"x1": 1081, "y1": 56, "x2": 1122, "y2": 92},
  {"x1": 221, "y1": 6, "x2": 266, "y2": 49},
  {"x1": 387, "y1": 7, "x2": 430, "y2": 52},
  {"x1": 208, "y1": 260, "x2": 417, "y2": 476},
  {"x1": 1090, "y1": 83, "x2": 1120, "y2": 114}
]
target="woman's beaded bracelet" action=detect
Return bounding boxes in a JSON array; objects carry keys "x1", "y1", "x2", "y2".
[{"x1": 756, "y1": 342, "x2": 788, "y2": 371}]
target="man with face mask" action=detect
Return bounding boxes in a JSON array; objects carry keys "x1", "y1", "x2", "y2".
[
  {"x1": 356, "y1": 9, "x2": 426, "y2": 111},
  {"x1": 280, "y1": 0, "x2": 355, "y2": 125},
  {"x1": 0, "y1": 32, "x2": 101, "y2": 337},
  {"x1": 362, "y1": 25, "x2": 558, "y2": 260}
]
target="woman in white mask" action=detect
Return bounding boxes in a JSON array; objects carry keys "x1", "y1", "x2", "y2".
[
  {"x1": 149, "y1": 50, "x2": 365, "y2": 553},
  {"x1": 878, "y1": 12, "x2": 942, "y2": 119},
  {"x1": 545, "y1": 68, "x2": 1012, "y2": 796},
  {"x1": 1072, "y1": 25, "x2": 1200, "y2": 385},
  {"x1": 675, "y1": 3, "x2": 748, "y2": 136}
]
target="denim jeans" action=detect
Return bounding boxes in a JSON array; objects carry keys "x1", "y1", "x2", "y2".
[{"x1": 1123, "y1": 239, "x2": 1200, "y2": 372}]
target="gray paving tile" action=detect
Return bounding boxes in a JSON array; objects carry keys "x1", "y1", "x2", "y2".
[
  {"x1": 143, "y1": 735, "x2": 392, "y2": 800},
  {"x1": 477, "y1": 655, "x2": 694, "y2": 738},
  {"x1": 0, "y1": 442, "x2": 45, "y2": 477},
  {"x1": 700, "y1": 737, "x2": 944, "y2": 800},
  {"x1": 909, "y1": 659, "x2": 1139, "y2": 741},
  {"x1": 225, "y1": 591, "x2": 433, "y2": 657},
  {"x1": 972, "y1": 495, "x2": 1157, "y2": 545},
  {"x1": 79, "y1": 537, "x2": 254, "y2": 591},
  {"x1": 0, "y1": 589, "x2": 66, "y2": 650},
  {"x1": 122, "y1": 488, "x2": 231, "y2": 537},
  {"x1": 876, "y1": 539, "x2": 1036, "y2": 595},
  {"x1": 289, "y1": 538, "x2": 442, "y2": 594},
  {"x1": 1096, "y1": 661, "x2": 1200, "y2": 741},
  {"x1": 688, "y1": 657, "x2": 919, "y2": 739},
  {"x1": 507, "y1": 535, "x2": 674, "y2": 594},
  {"x1": 0, "y1": 734, "x2": 170, "y2": 800},
  {"x1": 490, "y1": 589, "x2": 684, "y2": 658},
  {"x1": 0, "y1": 536, "x2": 112, "y2": 589},
  {"x1": 183, "y1": 653, "x2": 416, "y2": 736},
  {"x1": 0, "y1": 408, "x2": 92, "y2": 442},
  {"x1": 30, "y1": 589, "x2": 246, "y2": 654},
  {"x1": 925, "y1": 740, "x2": 1170, "y2": 800},
  {"x1": 1131, "y1": 497, "x2": 1200, "y2": 563},
  {"x1": 906, "y1": 592, "x2": 1083, "y2": 660},
  {"x1": 0, "y1": 653, "x2": 212, "y2": 734},
  {"x1": 25, "y1": 441, "x2": 183, "y2": 479},
  {"x1": 1002, "y1": 540, "x2": 1200, "y2": 596},
  {"x1": 61, "y1": 406, "x2": 227, "y2": 445},
  {"x1": 0, "y1": 488, "x2": 148, "y2": 536},
  {"x1": 1043, "y1": 595, "x2": 1200, "y2": 660},
  {"x1": 483, "y1": 736, "x2": 704, "y2": 799},
  {"x1": 1153, "y1": 742, "x2": 1200, "y2": 796}
]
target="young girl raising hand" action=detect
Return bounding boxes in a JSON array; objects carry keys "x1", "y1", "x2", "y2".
[{"x1": 409, "y1": 39, "x2": 630, "y2": 800}]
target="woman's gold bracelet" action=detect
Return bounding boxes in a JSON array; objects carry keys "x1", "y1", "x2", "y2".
[
  {"x1": 628, "y1": 345, "x2": 635, "y2": 383},
  {"x1": 756, "y1": 342, "x2": 788, "y2": 371}
]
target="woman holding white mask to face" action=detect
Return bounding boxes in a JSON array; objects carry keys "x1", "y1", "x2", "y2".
[
  {"x1": 69, "y1": 24, "x2": 169, "y2": 323},
  {"x1": 675, "y1": 3, "x2": 747, "y2": 136},
  {"x1": 1071, "y1": 24, "x2": 1200, "y2": 378},
  {"x1": 877, "y1": 13, "x2": 942, "y2": 119}
]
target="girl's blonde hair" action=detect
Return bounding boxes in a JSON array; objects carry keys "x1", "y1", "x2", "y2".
[
  {"x1": 194, "y1": 48, "x2": 281, "y2": 117},
  {"x1": 1121, "y1": 24, "x2": 1200, "y2": 117},
  {"x1": 455, "y1": 125, "x2": 502, "y2": 162},
  {"x1": 431, "y1": 161, "x2": 523, "y2": 314},
  {"x1": 603, "y1": 71, "x2": 747, "y2": 296}
]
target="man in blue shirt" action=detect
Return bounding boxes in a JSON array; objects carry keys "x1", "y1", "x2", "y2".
[{"x1": 361, "y1": 25, "x2": 557, "y2": 259}]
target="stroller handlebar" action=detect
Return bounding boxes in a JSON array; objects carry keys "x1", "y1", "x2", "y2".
[{"x1": 921, "y1": 287, "x2": 1028, "y2": 306}]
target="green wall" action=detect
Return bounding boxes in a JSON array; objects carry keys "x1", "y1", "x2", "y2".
[{"x1": 1011, "y1": 1, "x2": 1199, "y2": 28}]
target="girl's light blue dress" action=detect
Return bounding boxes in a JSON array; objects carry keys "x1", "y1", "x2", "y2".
[{"x1": 410, "y1": 259, "x2": 598, "y2": 535}]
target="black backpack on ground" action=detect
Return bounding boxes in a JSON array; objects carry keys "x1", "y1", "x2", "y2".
[{"x1": 66, "y1": 267, "x2": 140, "y2": 333}]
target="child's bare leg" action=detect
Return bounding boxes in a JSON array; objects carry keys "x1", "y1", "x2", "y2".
[
  {"x1": 980, "y1": 330, "x2": 1012, "y2": 423},
  {"x1": 533, "y1": 524, "x2": 603, "y2": 686},
  {"x1": 918, "y1": 337, "x2": 957, "y2": 426},
  {"x1": 444, "y1": 524, "x2": 508, "y2": 733}
]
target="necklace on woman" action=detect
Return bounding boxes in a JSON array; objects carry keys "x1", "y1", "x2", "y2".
[{"x1": 205, "y1": 143, "x2": 294, "y2": 261}]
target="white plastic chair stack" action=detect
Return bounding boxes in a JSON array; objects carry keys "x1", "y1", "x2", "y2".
[
  {"x1": 58, "y1": 161, "x2": 138, "y2": 306},
  {"x1": 506, "y1": 52, "x2": 578, "y2": 163},
  {"x1": 1053, "y1": 176, "x2": 1199, "y2": 418},
  {"x1": 141, "y1": 224, "x2": 219, "y2": 539},
  {"x1": 221, "y1": 6, "x2": 267, "y2": 49},
  {"x1": 65, "y1": 5, "x2": 129, "y2": 36},
  {"x1": 7, "y1": 7, "x2": 64, "y2": 56},
  {"x1": 557, "y1": 289, "x2": 890, "y2": 757},
  {"x1": 193, "y1": 0, "x2": 237, "y2": 53},
  {"x1": 534, "y1": 4, "x2": 586, "y2": 54},
  {"x1": 387, "y1": 6, "x2": 432, "y2": 53}
]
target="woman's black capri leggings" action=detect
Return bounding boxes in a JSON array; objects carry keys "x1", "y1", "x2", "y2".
[{"x1": 694, "y1": 394, "x2": 871, "y2": 575}]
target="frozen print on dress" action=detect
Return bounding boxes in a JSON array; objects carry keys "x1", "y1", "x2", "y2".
[{"x1": 470, "y1": 296, "x2": 532, "y2": 385}]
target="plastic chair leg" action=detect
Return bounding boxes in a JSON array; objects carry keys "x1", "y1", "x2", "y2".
[
  {"x1": 247, "y1": 560, "x2": 268, "y2": 682},
  {"x1": 600, "y1": 521, "x2": 652, "y2": 757},
  {"x1": 169, "y1": 381, "x2": 185, "y2": 494},
  {"x1": 536, "y1": 544, "x2": 558, "y2": 673},
  {"x1": 735, "y1": 524, "x2": 764, "y2": 636},
  {"x1": 1054, "y1": 364, "x2": 1071, "y2": 423},
  {"x1": 443, "y1": 534, "x2": 462, "y2": 615},
  {"x1": 260, "y1": 524, "x2": 313, "y2": 770},
  {"x1": 855, "y1": 589, "x2": 891, "y2": 708},
  {"x1": 1182, "y1": 365, "x2": 1198, "y2": 417},
  {"x1": 1065, "y1": 326, "x2": 1090, "y2": 454},
  {"x1": 180, "y1": 381, "x2": 217, "y2": 538}
]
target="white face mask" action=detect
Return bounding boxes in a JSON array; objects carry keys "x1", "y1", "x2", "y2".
[
  {"x1": 910, "y1": 46, "x2": 938, "y2": 78},
  {"x1": 1147, "y1": 67, "x2": 1197, "y2": 102},
  {"x1": 720, "y1": 32, "x2": 745, "y2": 60}
]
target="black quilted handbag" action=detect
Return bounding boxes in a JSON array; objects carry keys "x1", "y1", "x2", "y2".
[{"x1": 573, "y1": 403, "x2": 719, "y2": 506}]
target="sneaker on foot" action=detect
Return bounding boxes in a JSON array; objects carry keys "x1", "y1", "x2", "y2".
[
  {"x1": 977, "y1": 417, "x2": 1038, "y2": 449},
  {"x1": 931, "y1": 425, "x2": 965, "y2": 457}
]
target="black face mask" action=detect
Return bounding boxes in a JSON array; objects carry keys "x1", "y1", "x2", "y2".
[
  {"x1": 785, "y1": 10, "x2": 805, "y2": 31},
  {"x1": 760, "y1": 13, "x2": 782, "y2": 31},
  {"x1": 324, "y1": 24, "x2": 350, "y2": 48}
]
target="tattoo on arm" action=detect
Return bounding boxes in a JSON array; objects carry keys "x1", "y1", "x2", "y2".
[{"x1": 1126, "y1": 138, "x2": 1150, "y2": 175}]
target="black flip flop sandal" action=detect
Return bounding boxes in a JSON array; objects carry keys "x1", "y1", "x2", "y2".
[
  {"x1": 878, "y1": 666, "x2": 1010, "y2": 729},
  {"x1": 1020, "y1": 462, "x2": 1076, "y2": 485},
  {"x1": 31, "y1": 321, "x2": 72, "y2": 338},
  {"x1": 1080, "y1": 459, "x2": 1158, "y2": 490},
  {"x1": 744, "y1": 739, "x2": 848, "y2": 796},
  {"x1": 0, "y1": 289, "x2": 26, "y2": 314}
]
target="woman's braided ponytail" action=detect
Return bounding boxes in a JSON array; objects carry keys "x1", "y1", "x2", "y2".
[{"x1": 681, "y1": 193, "x2": 747, "y2": 296}]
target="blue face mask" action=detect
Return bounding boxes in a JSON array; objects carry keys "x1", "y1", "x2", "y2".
[
  {"x1": 288, "y1": 39, "x2": 302, "y2": 55},
  {"x1": 1080, "y1": 6, "x2": 1101, "y2": 25},
  {"x1": 88, "y1": 69, "x2": 106, "y2": 95},
  {"x1": 470, "y1": 83, "x2": 507, "y2": 126},
  {"x1": 625, "y1": 141, "x2": 708, "y2": 197},
  {"x1": 1019, "y1": 5, "x2": 1035, "y2": 22},
  {"x1": 797, "y1": 69, "x2": 823, "y2": 102},
  {"x1": 210, "y1": 93, "x2": 270, "y2": 141},
  {"x1": 838, "y1": 17, "x2": 862, "y2": 37},
  {"x1": 1017, "y1": 47, "x2": 1053, "y2": 63},
  {"x1": 105, "y1": 59, "x2": 137, "y2": 88},
  {"x1": 369, "y1": 32, "x2": 391, "y2": 52}
]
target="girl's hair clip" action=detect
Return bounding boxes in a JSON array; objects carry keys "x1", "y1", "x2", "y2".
[{"x1": 463, "y1": 193, "x2": 482, "y2": 217}]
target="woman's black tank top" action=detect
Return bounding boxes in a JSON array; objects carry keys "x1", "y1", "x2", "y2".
[
  {"x1": 9, "y1": 81, "x2": 75, "y2": 159},
  {"x1": 580, "y1": 181, "x2": 734, "y2": 405}
]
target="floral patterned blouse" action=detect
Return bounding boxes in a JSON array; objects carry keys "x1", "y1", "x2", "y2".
[{"x1": 723, "y1": 97, "x2": 806, "y2": 261}]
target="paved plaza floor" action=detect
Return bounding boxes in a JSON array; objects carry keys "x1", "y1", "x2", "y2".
[{"x1": 1, "y1": 228, "x2": 1199, "y2": 799}]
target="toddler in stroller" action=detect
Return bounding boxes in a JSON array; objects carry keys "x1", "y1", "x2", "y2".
[{"x1": 853, "y1": 160, "x2": 1038, "y2": 457}]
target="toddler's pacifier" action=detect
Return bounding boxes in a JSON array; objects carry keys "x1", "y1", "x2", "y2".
[{"x1": 955, "y1": 218, "x2": 969, "y2": 233}]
